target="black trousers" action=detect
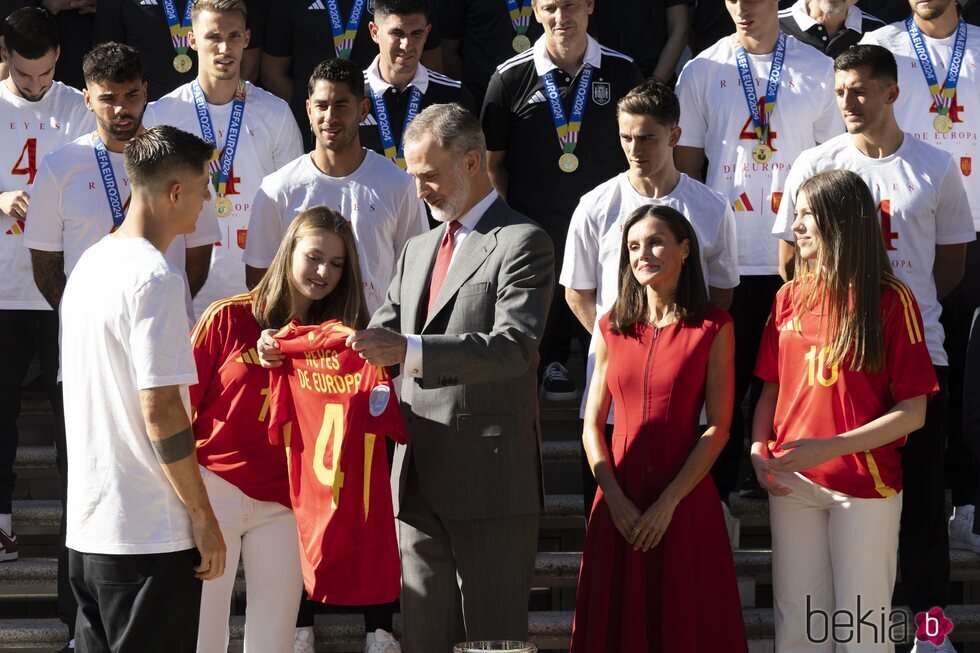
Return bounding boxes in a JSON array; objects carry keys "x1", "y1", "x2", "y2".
[
  {"x1": 710, "y1": 275, "x2": 784, "y2": 501},
  {"x1": 70, "y1": 547, "x2": 202, "y2": 652},
  {"x1": 900, "y1": 365, "x2": 950, "y2": 613}
]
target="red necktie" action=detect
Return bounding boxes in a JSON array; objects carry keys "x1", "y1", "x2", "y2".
[{"x1": 427, "y1": 220, "x2": 462, "y2": 318}]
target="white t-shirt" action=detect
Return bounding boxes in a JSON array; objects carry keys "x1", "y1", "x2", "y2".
[
  {"x1": 23, "y1": 131, "x2": 220, "y2": 320},
  {"x1": 243, "y1": 150, "x2": 428, "y2": 315},
  {"x1": 676, "y1": 34, "x2": 844, "y2": 275},
  {"x1": 61, "y1": 236, "x2": 198, "y2": 554},
  {"x1": 143, "y1": 80, "x2": 304, "y2": 316},
  {"x1": 861, "y1": 22, "x2": 980, "y2": 231},
  {"x1": 773, "y1": 133, "x2": 975, "y2": 365},
  {"x1": 0, "y1": 80, "x2": 94, "y2": 310},
  {"x1": 561, "y1": 171, "x2": 740, "y2": 418}
]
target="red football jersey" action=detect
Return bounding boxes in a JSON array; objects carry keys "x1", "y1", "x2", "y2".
[
  {"x1": 190, "y1": 294, "x2": 290, "y2": 506},
  {"x1": 754, "y1": 278, "x2": 939, "y2": 498},
  {"x1": 268, "y1": 320, "x2": 406, "y2": 605}
]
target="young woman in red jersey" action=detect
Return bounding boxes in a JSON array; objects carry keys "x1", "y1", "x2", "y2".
[
  {"x1": 190, "y1": 206, "x2": 367, "y2": 652},
  {"x1": 570, "y1": 205, "x2": 746, "y2": 652},
  {"x1": 751, "y1": 170, "x2": 939, "y2": 653}
]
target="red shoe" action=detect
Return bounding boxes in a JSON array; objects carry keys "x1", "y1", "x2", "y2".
[{"x1": 0, "y1": 527, "x2": 18, "y2": 562}]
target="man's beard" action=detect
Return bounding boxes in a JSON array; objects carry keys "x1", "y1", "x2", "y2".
[{"x1": 427, "y1": 169, "x2": 470, "y2": 223}]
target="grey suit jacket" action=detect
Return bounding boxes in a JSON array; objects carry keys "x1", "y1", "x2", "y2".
[{"x1": 370, "y1": 196, "x2": 555, "y2": 520}]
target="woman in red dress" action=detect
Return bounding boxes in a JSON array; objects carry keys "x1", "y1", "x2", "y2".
[{"x1": 570, "y1": 205, "x2": 746, "y2": 652}]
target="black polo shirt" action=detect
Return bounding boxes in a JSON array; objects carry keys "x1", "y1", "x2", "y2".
[
  {"x1": 359, "y1": 59, "x2": 475, "y2": 159},
  {"x1": 264, "y1": 0, "x2": 440, "y2": 139},
  {"x1": 690, "y1": 0, "x2": 735, "y2": 56},
  {"x1": 436, "y1": 0, "x2": 544, "y2": 109},
  {"x1": 778, "y1": 0, "x2": 884, "y2": 57},
  {"x1": 481, "y1": 36, "x2": 643, "y2": 246},
  {"x1": 94, "y1": 0, "x2": 265, "y2": 101},
  {"x1": 592, "y1": 0, "x2": 691, "y2": 77}
]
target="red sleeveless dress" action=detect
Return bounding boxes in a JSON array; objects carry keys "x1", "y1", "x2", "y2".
[{"x1": 570, "y1": 307, "x2": 747, "y2": 652}]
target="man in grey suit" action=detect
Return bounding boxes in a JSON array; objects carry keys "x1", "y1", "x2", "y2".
[{"x1": 347, "y1": 103, "x2": 555, "y2": 652}]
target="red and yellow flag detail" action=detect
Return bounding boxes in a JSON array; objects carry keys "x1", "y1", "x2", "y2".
[
  {"x1": 733, "y1": 192, "x2": 754, "y2": 212},
  {"x1": 5, "y1": 219, "x2": 24, "y2": 236}
]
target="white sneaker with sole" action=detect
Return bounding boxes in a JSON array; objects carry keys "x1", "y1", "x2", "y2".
[
  {"x1": 949, "y1": 504, "x2": 980, "y2": 553},
  {"x1": 365, "y1": 628, "x2": 400, "y2": 653},
  {"x1": 294, "y1": 626, "x2": 314, "y2": 653}
]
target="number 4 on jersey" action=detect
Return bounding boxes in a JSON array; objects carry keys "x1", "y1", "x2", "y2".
[
  {"x1": 312, "y1": 402, "x2": 377, "y2": 518},
  {"x1": 740, "y1": 99, "x2": 778, "y2": 152},
  {"x1": 11, "y1": 138, "x2": 37, "y2": 185}
]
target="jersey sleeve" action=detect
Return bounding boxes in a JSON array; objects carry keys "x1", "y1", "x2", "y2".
[
  {"x1": 675, "y1": 60, "x2": 707, "y2": 149},
  {"x1": 186, "y1": 200, "x2": 221, "y2": 248},
  {"x1": 22, "y1": 156, "x2": 65, "y2": 252},
  {"x1": 812, "y1": 58, "x2": 845, "y2": 144},
  {"x1": 189, "y1": 302, "x2": 227, "y2": 410},
  {"x1": 130, "y1": 273, "x2": 199, "y2": 390},
  {"x1": 480, "y1": 71, "x2": 513, "y2": 152},
  {"x1": 754, "y1": 291, "x2": 783, "y2": 384},
  {"x1": 705, "y1": 203, "x2": 740, "y2": 290},
  {"x1": 935, "y1": 156, "x2": 976, "y2": 246},
  {"x1": 883, "y1": 283, "x2": 940, "y2": 401},
  {"x1": 273, "y1": 111, "x2": 304, "y2": 171},
  {"x1": 772, "y1": 151, "x2": 811, "y2": 241},
  {"x1": 266, "y1": 364, "x2": 294, "y2": 446},
  {"x1": 560, "y1": 197, "x2": 599, "y2": 290},
  {"x1": 242, "y1": 181, "x2": 286, "y2": 268}
]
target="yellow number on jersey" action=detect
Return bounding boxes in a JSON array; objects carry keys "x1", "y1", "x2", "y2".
[
  {"x1": 804, "y1": 345, "x2": 839, "y2": 388},
  {"x1": 311, "y1": 402, "x2": 375, "y2": 517}
]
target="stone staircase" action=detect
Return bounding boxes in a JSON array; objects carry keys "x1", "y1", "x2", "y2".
[{"x1": 5, "y1": 397, "x2": 980, "y2": 652}]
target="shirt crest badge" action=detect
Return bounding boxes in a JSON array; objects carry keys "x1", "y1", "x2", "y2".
[{"x1": 592, "y1": 81, "x2": 611, "y2": 106}]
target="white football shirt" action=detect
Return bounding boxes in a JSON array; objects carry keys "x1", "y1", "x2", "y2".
[
  {"x1": 561, "y1": 171, "x2": 740, "y2": 418},
  {"x1": 143, "y1": 80, "x2": 304, "y2": 316},
  {"x1": 243, "y1": 150, "x2": 428, "y2": 316},
  {"x1": 861, "y1": 21, "x2": 980, "y2": 230},
  {"x1": 676, "y1": 34, "x2": 844, "y2": 275},
  {"x1": 773, "y1": 133, "x2": 975, "y2": 365},
  {"x1": 0, "y1": 80, "x2": 94, "y2": 310},
  {"x1": 61, "y1": 235, "x2": 198, "y2": 555}
]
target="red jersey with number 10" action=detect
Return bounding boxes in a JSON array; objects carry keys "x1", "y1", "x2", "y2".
[{"x1": 268, "y1": 320, "x2": 406, "y2": 605}]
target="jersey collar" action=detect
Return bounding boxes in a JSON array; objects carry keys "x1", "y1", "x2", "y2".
[
  {"x1": 365, "y1": 55, "x2": 430, "y2": 96},
  {"x1": 532, "y1": 34, "x2": 603, "y2": 77},
  {"x1": 790, "y1": 0, "x2": 864, "y2": 33}
]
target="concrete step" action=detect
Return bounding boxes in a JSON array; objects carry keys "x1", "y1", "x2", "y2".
[{"x1": 4, "y1": 605, "x2": 980, "y2": 650}]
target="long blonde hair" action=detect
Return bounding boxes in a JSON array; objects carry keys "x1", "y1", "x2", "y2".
[
  {"x1": 251, "y1": 206, "x2": 368, "y2": 331},
  {"x1": 793, "y1": 170, "x2": 890, "y2": 372}
]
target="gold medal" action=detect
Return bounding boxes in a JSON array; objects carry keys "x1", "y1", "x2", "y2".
[
  {"x1": 512, "y1": 34, "x2": 531, "y2": 53},
  {"x1": 934, "y1": 113, "x2": 954, "y2": 134},
  {"x1": 173, "y1": 53, "x2": 193, "y2": 73},
  {"x1": 752, "y1": 143, "x2": 773, "y2": 164},
  {"x1": 215, "y1": 196, "x2": 233, "y2": 217},
  {"x1": 558, "y1": 152, "x2": 579, "y2": 173}
]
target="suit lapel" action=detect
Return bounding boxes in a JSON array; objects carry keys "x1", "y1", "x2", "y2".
[{"x1": 402, "y1": 228, "x2": 444, "y2": 334}]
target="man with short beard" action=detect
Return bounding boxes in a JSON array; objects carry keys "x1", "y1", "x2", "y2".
[
  {"x1": 142, "y1": 0, "x2": 302, "y2": 318},
  {"x1": 779, "y1": 0, "x2": 885, "y2": 56}
]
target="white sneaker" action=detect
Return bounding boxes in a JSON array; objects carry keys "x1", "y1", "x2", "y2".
[
  {"x1": 911, "y1": 636, "x2": 957, "y2": 652},
  {"x1": 294, "y1": 626, "x2": 315, "y2": 653},
  {"x1": 722, "y1": 501, "x2": 740, "y2": 550},
  {"x1": 949, "y1": 504, "x2": 980, "y2": 553},
  {"x1": 365, "y1": 628, "x2": 400, "y2": 653}
]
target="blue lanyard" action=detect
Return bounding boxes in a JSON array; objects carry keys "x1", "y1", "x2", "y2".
[
  {"x1": 93, "y1": 136, "x2": 126, "y2": 229},
  {"x1": 163, "y1": 0, "x2": 194, "y2": 54},
  {"x1": 541, "y1": 65, "x2": 593, "y2": 154},
  {"x1": 326, "y1": 0, "x2": 366, "y2": 59},
  {"x1": 906, "y1": 17, "x2": 968, "y2": 115},
  {"x1": 734, "y1": 32, "x2": 786, "y2": 143},
  {"x1": 369, "y1": 85, "x2": 423, "y2": 169},
  {"x1": 191, "y1": 80, "x2": 247, "y2": 197}
]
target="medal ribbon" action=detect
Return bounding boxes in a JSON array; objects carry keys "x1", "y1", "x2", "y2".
[
  {"x1": 906, "y1": 16, "x2": 968, "y2": 118},
  {"x1": 94, "y1": 136, "x2": 126, "y2": 229},
  {"x1": 163, "y1": 0, "x2": 195, "y2": 56},
  {"x1": 370, "y1": 85, "x2": 423, "y2": 169},
  {"x1": 505, "y1": 0, "x2": 533, "y2": 37},
  {"x1": 191, "y1": 79, "x2": 247, "y2": 198},
  {"x1": 542, "y1": 65, "x2": 594, "y2": 155},
  {"x1": 734, "y1": 31, "x2": 786, "y2": 145},
  {"x1": 326, "y1": 0, "x2": 366, "y2": 60}
]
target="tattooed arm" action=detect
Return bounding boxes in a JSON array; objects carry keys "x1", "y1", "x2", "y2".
[{"x1": 30, "y1": 249, "x2": 66, "y2": 311}]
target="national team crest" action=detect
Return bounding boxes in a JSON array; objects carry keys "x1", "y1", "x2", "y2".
[
  {"x1": 963, "y1": 157, "x2": 972, "y2": 177},
  {"x1": 369, "y1": 385, "x2": 390, "y2": 416},
  {"x1": 237, "y1": 229, "x2": 247, "y2": 250},
  {"x1": 771, "y1": 191, "x2": 783, "y2": 214},
  {"x1": 592, "y1": 82, "x2": 611, "y2": 106}
]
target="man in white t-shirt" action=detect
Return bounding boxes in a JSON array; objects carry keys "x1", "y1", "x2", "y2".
[
  {"x1": 61, "y1": 125, "x2": 225, "y2": 652},
  {"x1": 244, "y1": 57, "x2": 427, "y2": 316},
  {"x1": 674, "y1": 0, "x2": 843, "y2": 503},
  {"x1": 862, "y1": 0, "x2": 980, "y2": 576},
  {"x1": 562, "y1": 80, "x2": 739, "y2": 519},
  {"x1": 25, "y1": 42, "x2": 220, "y2": 323},
  {"x1": 142, "y1": 0, "x2": 303, "y2": 318},
  {"x1": 772, "y1": 46, "x2": 974, "y2": 650},
  {"x1": 0, "y1": 9, "x2": 95, "y2": 651}
]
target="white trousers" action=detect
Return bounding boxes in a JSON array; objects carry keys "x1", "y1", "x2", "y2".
[
  {"x1": 197, "y1": 467, "x2": 304, "y2": 653},
  {"x1": 770, "y1": 472, "x2": 902, "y2": 653}
]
